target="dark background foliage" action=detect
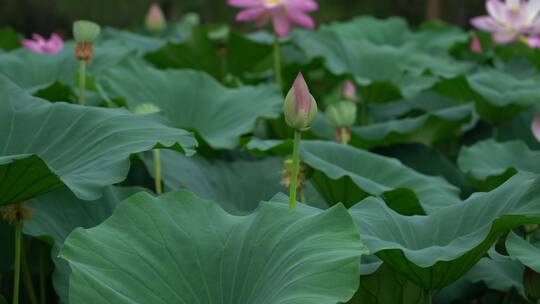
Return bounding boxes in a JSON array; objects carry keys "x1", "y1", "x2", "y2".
[{"x1": 2, "y1": 0, "x2": 485, "y2": 37}]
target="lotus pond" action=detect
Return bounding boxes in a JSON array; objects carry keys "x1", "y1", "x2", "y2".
[{"x1": 1, "y1": 1, "x2": 540, "y2": 303}]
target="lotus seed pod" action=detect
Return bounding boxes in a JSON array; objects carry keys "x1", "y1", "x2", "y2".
[
  {"x1": 284, "y1": 73, "x2": 318, "y2": 132},
  {"x1": 326, "y1": 101, "x2": 357, "y2": 128},
  {"x1": 145, "y1": 3, "x2": 167, "y2": 33},
  {"x1": 133, "y1": 103, "x2": 161, "y2": 115},
  {"x1": 73, "y1": 20, "x2": 101, "y2": 43}
]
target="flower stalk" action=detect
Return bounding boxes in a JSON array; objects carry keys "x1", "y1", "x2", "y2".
[
  {"x1": 153, "y1": 149, "x2": 163, "y2": 195},
  {"x1": 13, "y1": 220, "x2": 22, "y2": 304},
  {"x1": 78, "y1": 60, "x2": 86, "y2": 105},
  {"x1": 289, "y1": 131, "x2": 302, "y2": 209}
]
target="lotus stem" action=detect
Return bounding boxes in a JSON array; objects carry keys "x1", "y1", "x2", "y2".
[
  {"x1": 22, "y1": 245, "x2": 38, "y2": 304},
  {"x1": 78, "y1": 60, "x2": 86, "y2": 106},
  {"x1": 340, "y1": 128, "x2": 348, "y2": 145},
  {"x1": 12, "y1": 221, "x2": 22, "y2": 304},
  {"x1": 289, "y1": 131, "x2": 301, "y2": 209},
  {"x1": 39, "y1": 244, "x2": 46, "y2": 304},
  {"x1": 273, "y1": 37, "x2": 283, "y2": 91},
  {"x1": 423, "y1": 290, "x2": 433, "y2": 304},
  {"x1": 153, "y1": 149, "x2": 163, "y2": 195}
]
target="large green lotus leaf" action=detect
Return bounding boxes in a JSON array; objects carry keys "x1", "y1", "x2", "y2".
[
  {"x1": 313, "y1": 103, "x2": 476, "y2": 149},
  {"x1": 368, "y1": 91, "x2": 460, "y2": 121},
  {"x1": 245, "y1": 139, "x2": 461, "y2": 213},
  {"x1": 99, "y1": 59, "x2": 282, "y2": 149},
  {"x1": 0, "y1": 41, "x2": 133, "y2": 93},
  {"x1": 467, "y1": 69, "x2": 540, "y2": 124},
  {"x1": 458, "y1": 140, "x2": 539, "y2": 188},
  {"x1": 0, "y1": 76, "x2": 196, "y2": 206},
  {"x1": 61, "y1": 190, "x2": 366, "y2": 304},
  {"x1": 141, "y1": 149, "x2": 285, "y2": 215},
  {"x1": 377, "y1": 144, "x2": 474, "y2": 196},
  {"x1": 24, "y1": 186, "x2": 143, "y2": 304},
  {"x1": 348, "y1": 172, "x2": 540, "y2": 290},
  {"x1": 300, "y1": 141, "x2": 461, "y2": 213},
  {"x1": 292, "y1": 17, "x2": 470, "y2": 98},
  {"x1": 100, "y1": 28, "x2": 167, "y2": 54},
  {"x1": 348, "y1": 264, "x2": 425, "y2": 304},
  {"x1": 437, "y1": 250, "x2": 525, "y2": 303},
  {"x1": 506, "y1": 231, "x2": 540, "y2": 273}
]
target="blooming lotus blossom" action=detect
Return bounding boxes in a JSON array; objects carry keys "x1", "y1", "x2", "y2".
[
  {"x1": 228, "y1": 0, "x2": 318, "y2": 37},
  {"x1": 471, "y1": 0, "x2": 540, "y2": 44},
  {"x1": 470, "y1": 35, "x2": 483, "y2": 53},
  {"x1": 21, "y1": 33, "x2": 64, "y2": 54},
  {"x1": 524, "y1": 35, "x2": 540, "y2": 47}
]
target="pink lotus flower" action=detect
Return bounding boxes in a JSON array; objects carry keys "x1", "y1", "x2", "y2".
[
  {"x1": 228, "y1": 0, "x2": 318, "y2": 37},
  {"x1": 21, "y1": 33, "x2": 64, "y2": 54},
  {"x1": 145, "y1": 3, "x2": 166, "y2": 33},
  {"x1": 470, "y1": 35, "x2": 483, "y2": 53},
  {"x1": 471, "y1": 0, "x2": 540, "y2": 44},
  {"x1": 532, "y1": 114, "x2": 540, "y2": 142},
  {"x1": 524, "y1": 35, "x2": 540, "y2": 47}
]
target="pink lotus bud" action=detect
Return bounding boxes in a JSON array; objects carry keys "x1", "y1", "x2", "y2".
[
  {"x1": 145, "y1": 3, "x2": 166, "y2": 33},
  {"x1": 532, "y1": 114, "x2": 540, "y2": 143},
  {"x1": 284, "y1": 73, "x2": 318, "y2": 131},
  {"x1": 342, "y1": 80, "x2": 358, "y2": 102},
  {"x1": 470, "y1": 35, "x2": 483, "y2": 53}
]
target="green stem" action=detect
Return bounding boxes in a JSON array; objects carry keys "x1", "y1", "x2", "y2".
[
  {"x1": 78, "y1": 60, "x2": 86, "y2": 106},
  {"x1": 423, "y1": 290, "x2": 433, "y2": 304},
  {"x1": 153, "y1": 149, "x2": 162, "y2": 195},
  {"x1": 22, "y1": 243, "x2": 37, "y2": 304},
  {"x1": 273, "y1": 37, "x2": 283, "y2": 91},
  {"x1": 360, "y1": 101, "x2": 368, "y2": 125},
  {"x1": 289, "y1": 131, "x2": 302, "y2": 209},
  {"x1": 12, "y1": 221, "x2": 22, "y2": 304},
  {"x1": 39, "y1": 244, "x2": 46, "y2": 304},
  {"x1": 492, "y1": 126, "x2": 499, "y2": 140},
  {"x1": 340, "y1": 128, "x2": 348, "y2": 145}
]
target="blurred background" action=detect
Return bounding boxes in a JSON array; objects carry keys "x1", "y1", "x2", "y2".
[{"x1": 1, "y1": 0, "x2": 486, "y2": 37}]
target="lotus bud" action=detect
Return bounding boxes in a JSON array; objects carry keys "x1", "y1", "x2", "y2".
[
  {"x1": 342, "y1": 80, "x2": 358, "y2": 102},
  {"x1": 133, "y1": 103, "x2": 161, "y2": 114},
  {"x1": 284, "y1": 73, "x2": 317, "y2": 132},
  {"x1": 145, "y1": 3, "x2": 167, "y2": 33},
  {"x1": 73, "y1": 20, "x2": 101, "y2": 63},
  {"x1": 532, "y1": 114, "x2": 540, "y2": 143},
  {"x1": 470, "y1": 35, "x2": 482, "y2": 53},
  {"x1": 73, "y1": 20, "x2": 101, "y2": 44},
  {"x1": 524, "y1": 267, "x2": 540, "y2": 302},
  {"x1": 326, "y1": 101, "x2": 357, "y2": 128}
]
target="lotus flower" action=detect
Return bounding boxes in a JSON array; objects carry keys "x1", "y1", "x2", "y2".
[
  {"x1": 524, "y1": 35, "x2": 540, "y2": 47},
  {"x1": 471, "y1": 0, "x2": 540, "y2": 44},
  {"x1": 284, "y1": 73, "x2": 317, "y2": 131},
  {"x1": 145, "y1": 3, "x2": 167, "y2": 33},
  {"x1": 21, "y1": 33, "x2": 64, "y2": 54},
  {"x1": 532, "y1": 114, "x2": 540, "y2": 142},
  {"x1": 470, "y1": 35, "x2": 483, "y2": 53},
  {"x1": 228, "y1": 0, "x2": 318, "y2": 37}
]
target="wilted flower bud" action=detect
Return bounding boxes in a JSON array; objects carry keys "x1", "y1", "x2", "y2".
[
  {"x1": 73, "y1": 20, "x2": 101, "y2": 43},
  {"x1": 524, "y1": 267, "x2": 540, "y2": 302},
  {"x1": 133, "y1": 103, "x2": 161, "y2": 114},
  {"x1": 342, "y1": 80, "x2": 358, "y2": 102},
  {"x1": 284, "y1": 73, "x2": 317, "y2": 132},
  {"x1": 326, "y1": 101, "x2": 357, "y2": 128},
  {"x1": 145, "y1": 3, "x2": 167, "y2": 33}
]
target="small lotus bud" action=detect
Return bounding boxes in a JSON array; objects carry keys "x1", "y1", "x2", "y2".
[
  {"x1": 326, "y1": 101, "x2": 357, "y2": 128},
  {"x1": 470, "y1": 35, "x2": 482, "y2": 53},
  {"x1": 532, "y1": 114, "x2": 540, "y2": 143},
  {"x1": 183, "y1": 13, "x2": 200, "y2": 28},
  {"x1": 73, "y1": 20, "x2": 101, "y2": 43},
  {"x1": 133, "y1": 103, "x2": 161, "y2": 114},
  {"x1": 524, "y1": 267, "x2": 540, "y2": 302},
  {"x1": 284, "y1": 73, "x2": 318, "y2": 132},
  {"x1": 145, "y1": 3, "x2": 167, "y2": 33},
  {"x1": 342, "y1": 80, "x2": 358, "y2": 102}
]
